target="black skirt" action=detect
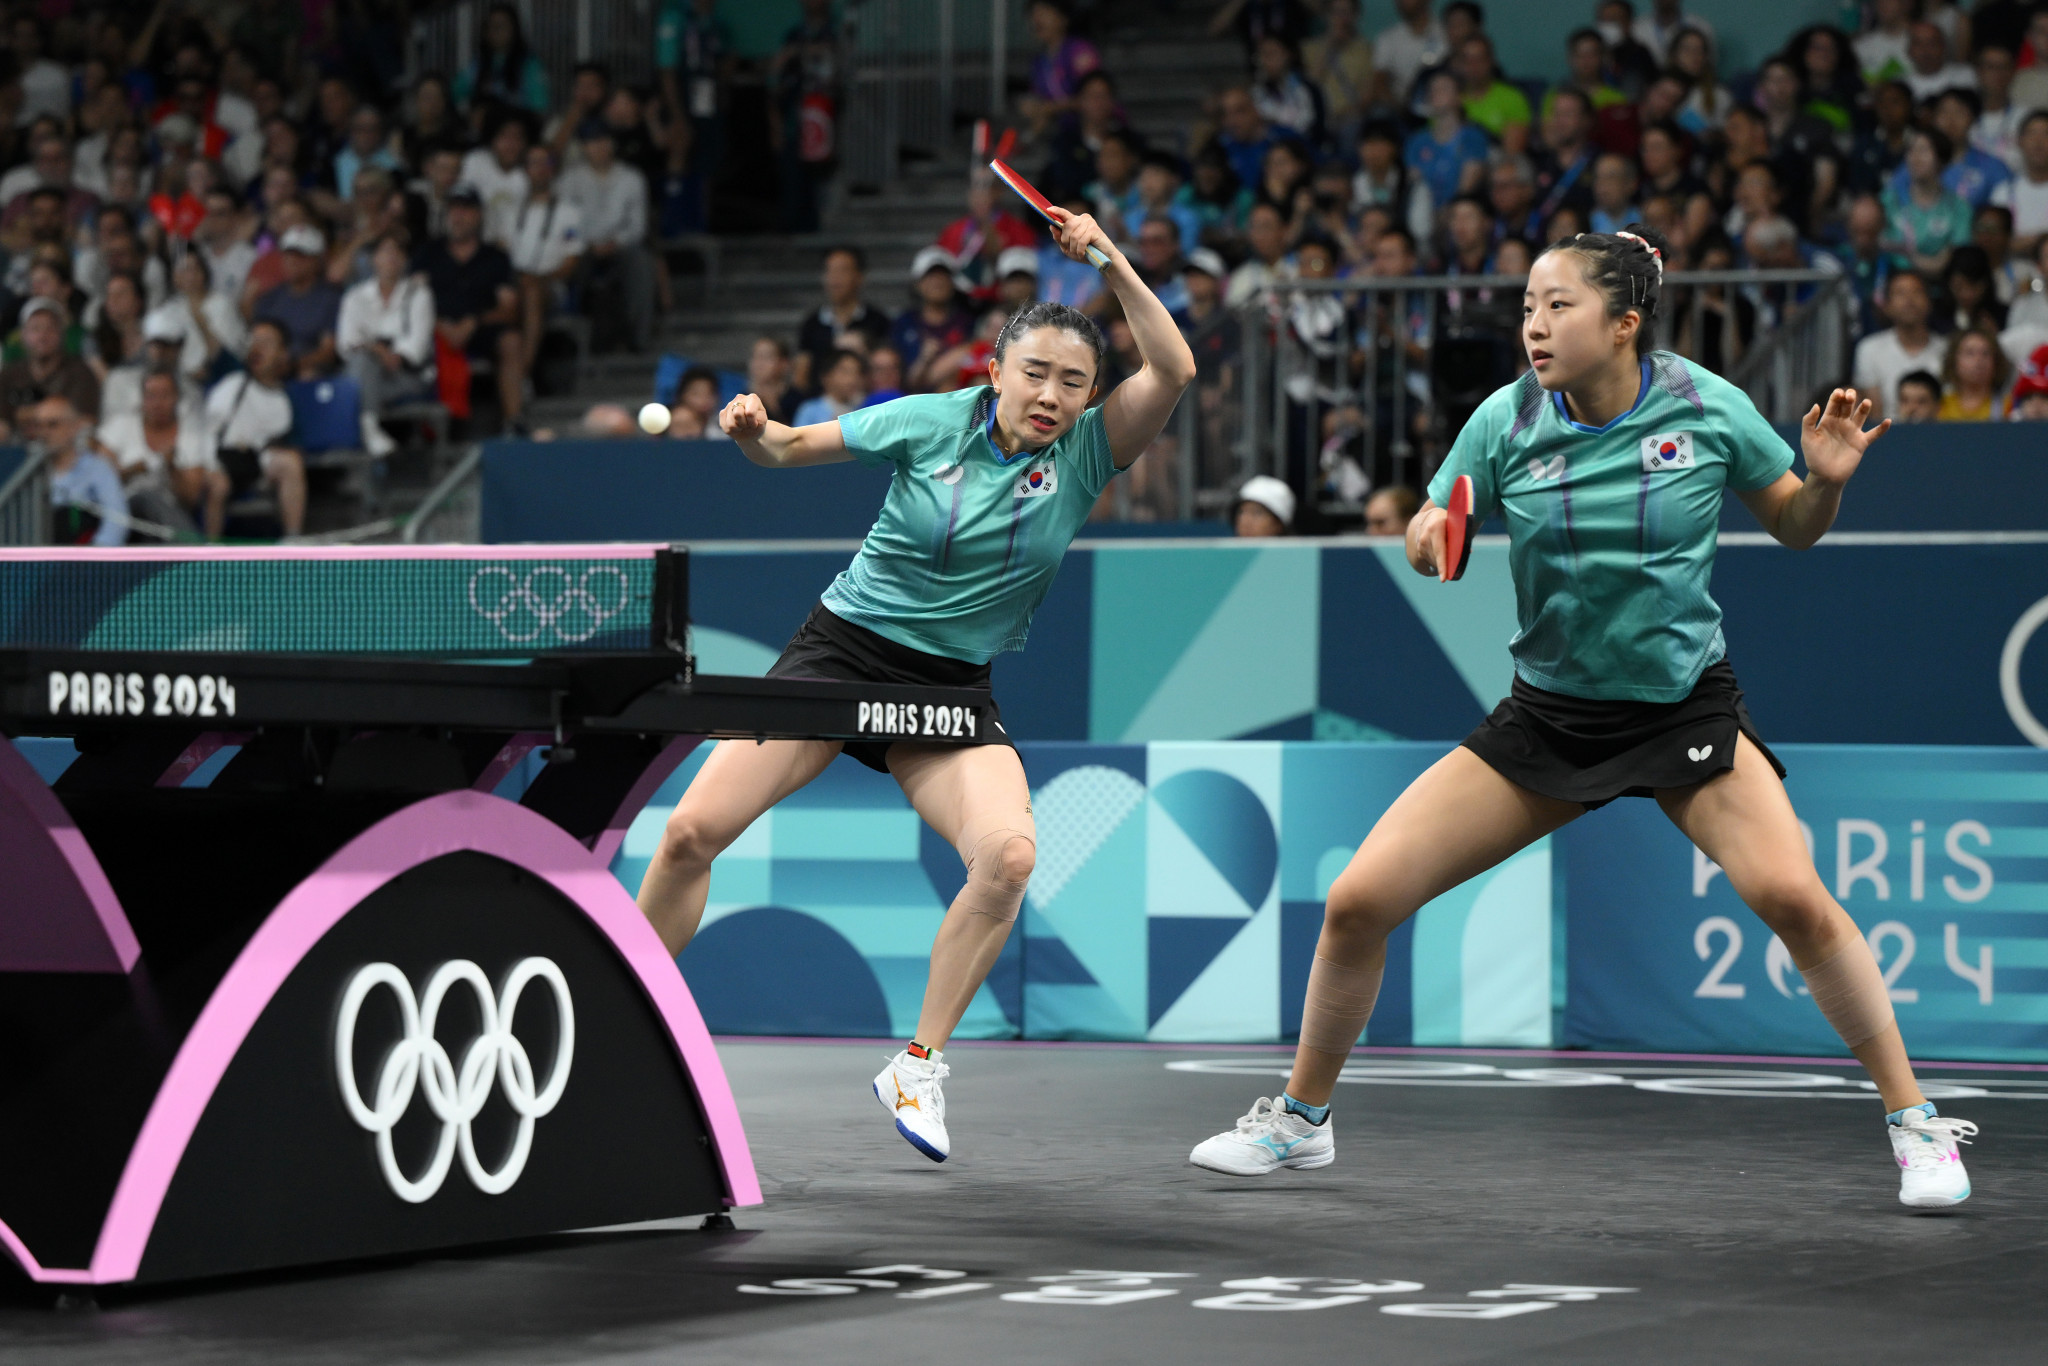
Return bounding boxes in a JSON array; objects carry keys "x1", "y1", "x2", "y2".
[
  {"x1": 766, "y1": 602, "x2": 1014, "y2": 773},
  {"x1": 1462, "y1": 661, "x2": 1786, "y2": 809}
]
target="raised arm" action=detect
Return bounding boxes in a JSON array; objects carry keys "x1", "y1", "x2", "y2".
[
  {"x1": 717, "y1": 392, "x2": 852, "y2": 467},
  {"x1": 1737, "y1": 387, "x2": 1887, "y2": 551},
  {"x1": 1046, "y1": 209, "x2": 1196, "y2": 468}
]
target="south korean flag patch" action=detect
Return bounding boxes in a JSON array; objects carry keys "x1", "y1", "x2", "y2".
[
  {"x1": 1013, "y1": 457, "x2": 1057, "y2": 498},
  {"x1": 1641, "y1": 431, "x2": 1695, "y2": 472}
]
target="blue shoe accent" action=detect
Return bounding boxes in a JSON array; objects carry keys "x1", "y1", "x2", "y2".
[
  {"x1": 1888, "y1": 1101, "x2": 1939, "y2": 1126},
  {"x1": 1281, "y1": 1093, "x2": 1331, "y2": 1126},
  {"x1": 896, "y1": 1117, "x2": 948, "y2": 1162}
]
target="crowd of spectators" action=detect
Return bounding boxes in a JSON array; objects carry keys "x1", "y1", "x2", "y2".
[
  {"x1": 735, "y1": 0, "x2": 2048, "y2": 528},
  {"x1": 0, "y1": 0, "x2": 702, "y2": 543}
]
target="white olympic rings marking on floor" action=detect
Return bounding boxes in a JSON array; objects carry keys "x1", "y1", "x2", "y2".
[
  {"x1": 335, "y1": 958, "x2": 576, "y2": 1202},
  {"x1": 2000, "y1": 594, "x2": 2048, "y2": 748},
  {"x1": 1165, "y1": 1058, "x2": 2048, "y2": 1100},
  {"x1": 467, "y1": 565, "x2": 634, "y2": 644}
]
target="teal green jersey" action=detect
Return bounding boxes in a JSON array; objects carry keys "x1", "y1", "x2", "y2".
[
  {"x1": 1428, "y1": 352, "x2": 1794, "y2": 703},
  {"x1": 823, "y1": 388, "x2": 1117, "y2": 663}
]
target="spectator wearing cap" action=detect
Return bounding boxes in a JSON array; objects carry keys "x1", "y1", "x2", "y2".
[
  {"x1": 995, "y1": 246, "x2": 1041, "y2": 313},
  {"x1": 40, "y1": 395, "x2": 128, "y2": 547},
  {"x1": 101, "y1": 308, "x2": 194, "y2": 422},
  {"x1": 253, "y1": 225, "x2": 344, "y2": 379},
  {"x1": 892, "y1": 248, "x2": 974, "y2": 393},
  {"x1": 202, "y1": 319, "x2": 309, "y2": 536},
  {"x1": 1232, "y1": 474, "x2": 1295, "y2": 537},
  {"x1": 793, "y1": 244, "x2": 889, "y2": 393},
  {"x1": 460, "y1": 113, "x2": 534, "y2": 253},
  {"x1": 558, "y1": 119, "x2": 654, "y2": 354},
  {"x1": 417, "y1": 183, "x2": 527, "y2": 431},
  {"x1": 0, "y1": 298, "x2": 99, "y2": 441},
  {"x1": 97, "y1": 366, "x2": 221, "y2": 538},
  {"x1": 1176, "y1": 246, "x2": 1240, "y2": 406},
  {"x1": 510, "y1": 144, "x2": 584, "y2": 374},
  {"x1": 2009, "y1": 344, "x2": 2048, "y2": 420},
  {"x1": 340, "y1": 231, "x2": 438, "y2": 457},
  {"x1": 937, "y1": 172, "x2": 1037, "y2": 297}
]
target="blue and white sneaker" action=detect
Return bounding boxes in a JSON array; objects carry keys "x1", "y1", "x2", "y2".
[
  {"x1": 873, "y1": 1049, "x2": 950, "y2": 1162},
  {"x1": 1189, "y1": 1096, "x2": 1334, "y2": 1176},
  {"x1": 1888, "y1": 1104, "x2": 1976, "y2": 1209}
]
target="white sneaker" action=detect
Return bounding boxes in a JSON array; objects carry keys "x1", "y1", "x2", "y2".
[
  {"x1": 873, "y1": 1050, "x2": 950, "y2": 1162},
  {"x1": 1889, "y1": 1105, "x2": 1976, "y2": 1209},
  {"x1": 1189, "y1": 1096, "x2": 1334, "y2": 1176}
]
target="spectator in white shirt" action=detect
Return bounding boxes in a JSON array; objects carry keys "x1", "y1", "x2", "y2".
[
  {"x1": 101, "y1": 312, "x2": 192, "y2": 423},
  {"x1": 511, "y1": 143, "x2": 584, "y2": 373},
  {"x1": 1371, "y1": 0, "x2": 1446, "y2": 109},
  {"x1": 1991, "y1": 112, "x2": 2048, "y2": 259},
  {"x1": 11, "y1": 17, "x2": 71, "y2": 127},
  {"x1": 97, "y1": 366, "x2": 219, "y2": 537},
  {"x1": 559, "y1": 120, "x2": 653, "y2": 351},
  {"x1": 1901, "y1": 21, "x2": 1976, "y2": 103},
  {"x1": 338, "y1": 232, "x2": 437, "y2": 457},
  {"x1": 149, "y1": 254, "x2": 247, "y2": 389},
  {"x1": 194, "y1": 187, "x2": 259, "y2": 308},
  {"x1": 458, "y1": 113, "x2": 532, "y2": 252},
  {"x1": 1852, "y1": 271, "x2": 1941, "y2": 418},
  {"x1": 1971, "y1": 45, "x2": 2027, "y2": 172},
  {"x1": 203, "y1": 320, "x2": 308, "y2": 536}
]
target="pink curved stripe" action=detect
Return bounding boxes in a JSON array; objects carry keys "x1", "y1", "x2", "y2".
[
  {"x1": 0, "y1": 1216, "x2": 92, "y2": 1282},
  {"x1": 0, "y1": 737, "x2": 139, "y2": 972},
  {"x1": 0, "y1": 544, "x2": 668, "y2": 562},
  {"x1": 588, "y1": 735, "x2": 704, "y2": 867},
  {"x1": 85, "y1": 789, "x2": 759, "y2": 1285}
]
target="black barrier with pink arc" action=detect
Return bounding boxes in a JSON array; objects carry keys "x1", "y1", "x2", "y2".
[{"x1": 0, "y1": 745, "x2": 759, "y2": 1287}]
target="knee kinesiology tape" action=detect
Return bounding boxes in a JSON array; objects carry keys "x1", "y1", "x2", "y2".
[
  {"x1": 1297, "y1": 954, "x2": 1383, "y2": 1056},
  {"x1": 954, "y1": 829, "x2": 1034, "y2": 923},
  {"x1": 1800, "y1": 936, "x2": 1896, "y2": 1049}
]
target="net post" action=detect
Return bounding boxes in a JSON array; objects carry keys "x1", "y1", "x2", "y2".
[{"x1": 651, "y1": 545, "x2": 692, "y2": 678}]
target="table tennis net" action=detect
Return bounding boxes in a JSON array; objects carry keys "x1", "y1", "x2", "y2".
[{"x1": 0, "y1": 550, "x2": 674, "y2": 656}]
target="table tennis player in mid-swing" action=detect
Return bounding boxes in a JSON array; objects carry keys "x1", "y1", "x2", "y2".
[
  {"x1": 633, "y1": 206, "x2": 1193, "y2": 1164},
  {"x1": 1191, "y1": 224, "x2": 1982, "y2": 1210}
]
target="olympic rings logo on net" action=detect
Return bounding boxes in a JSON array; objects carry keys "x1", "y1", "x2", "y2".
[
  {"x1": 467, "y1": 565, "x2": 634, "y2": 644},
  {"x1": 335, "y1": 958, "x2": 575, "y2": 1203}
]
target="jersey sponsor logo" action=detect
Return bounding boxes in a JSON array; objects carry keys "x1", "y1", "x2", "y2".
[
  {"x1": 1014, "y1": 458, "x2": 1057, "y2": 498},
  {"x1": 1641, "y1": 431, "x2": 1695, "y2": 472},
  {"x1": 1525, "y1": 454, "x2": 1567, "y2": 482}
]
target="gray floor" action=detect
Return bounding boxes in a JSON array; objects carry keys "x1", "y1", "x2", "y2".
[{"x1": 5, "y1": 1040, "x2": 2047, "y2": 1364}]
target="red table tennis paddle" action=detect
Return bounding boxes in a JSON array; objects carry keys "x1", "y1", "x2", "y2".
[
  {"x1": 990, "y1": 157, "x2": 1110, "y2": 268},
  {"x1": 1440, "y1": 474, "x2": 1475, "y2": 583}
]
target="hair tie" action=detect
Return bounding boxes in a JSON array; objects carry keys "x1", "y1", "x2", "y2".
[{"x1": 1613, "y1": 230, "x2": 1664, "y2": 282}]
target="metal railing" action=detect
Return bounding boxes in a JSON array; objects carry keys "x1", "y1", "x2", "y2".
[
  {"x1": 403, "y1": 444, "x2": 485, "y2": 544},
  {"x1": 1221, "y1": 267, "x2": 1851, "y2": 519},
  {"x1": 410, "y1": 0, "x2": 662, "y2": 111},
  {"x1": 839, "y1": 0, "x2": 1018, "y2": 188},
  {"x1": 0, "y1": 445, "x2": 52, "y2": 546}
]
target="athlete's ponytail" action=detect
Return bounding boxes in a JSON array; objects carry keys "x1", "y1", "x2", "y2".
[{"x1": 1541, "y1": 222, "x2": 1669, "y2": 356}]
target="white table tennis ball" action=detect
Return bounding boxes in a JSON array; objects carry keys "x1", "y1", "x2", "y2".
[{"x1": 638, "y1": 402, "x2": 672, "y2": 435}]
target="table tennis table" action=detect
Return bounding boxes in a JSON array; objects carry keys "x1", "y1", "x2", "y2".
[{"x1": 0, "y1": 545, "x2": 995, "y2": 1288}]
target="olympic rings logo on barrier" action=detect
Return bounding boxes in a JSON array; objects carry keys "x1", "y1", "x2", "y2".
[
  {"x1": 466, "y1": 566, "x2": 634, "y2": 645},
  {"x1": 2000, "y1": 595, "x2": 2048, "y2": 748},
  {"x1": 335, "y1": 958, "x2": 576, "y2": 1203},
  {"x1": 1165, "y1": 1058, "x2": 2048, "y2": 1101}
]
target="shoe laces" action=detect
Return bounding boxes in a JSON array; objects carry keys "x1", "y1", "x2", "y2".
[
  {"x1": 1894, "y1": 1111, "x2": 1977, "y2": 1166},
  {"x1": 1233, "y1": 1096, "x2": 1290, "y2": 1137}
]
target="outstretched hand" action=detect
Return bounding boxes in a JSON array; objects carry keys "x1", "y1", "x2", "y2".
[{"x1": 1800, "y1": 387, "x2": 1888, "y2": 486}]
